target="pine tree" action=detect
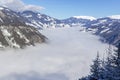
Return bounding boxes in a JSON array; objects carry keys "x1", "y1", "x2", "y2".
[
  {"x1": 104, "y1": 43, "x2": 120, "y2": 80},
  {"x1": 79, "y1": 43, "x2": 120, "y2": 80},
  {"x1": 103, "y1": 44, "x2": 114, "y2": 80},
  {"x1": 90, "y1": 52, "x2": 101, "y2": 80},
  {"x1": 111, "y1": 43, "x2": 120, "y2": 80}
]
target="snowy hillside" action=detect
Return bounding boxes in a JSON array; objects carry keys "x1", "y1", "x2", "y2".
[
  {"x1": 0, "y1": 6, "x2": 46, "y2": 48},
  {"x1": 20, "y1": 11, "x2": 61, "y2": 29},
  {"x1": 87, "y1": 17, "x2": 120, "y2": 45},
  {"x1": 18, "y1": 9, "x2": 120, "y2": 46},
  {"x1": 0, "y1": 27, "x2": 109, "y2": 80}
]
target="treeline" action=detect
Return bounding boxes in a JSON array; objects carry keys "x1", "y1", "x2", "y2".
[{"x1": 79, "y1": 43, "x2": 120, "y2": 80}]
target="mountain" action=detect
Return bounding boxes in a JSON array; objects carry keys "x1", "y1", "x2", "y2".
[
  {"x1": 72, "y1": 16, "x2": 96, "y2": 21},
  {"x1": 86, "y1": 17, "x2": 120, "y2": 45},
  {"x1": 20, "y1": 11, "x2": 61, "y2": 29},
  {"x1": 0, "y1": 6, "x2": 120, "y2": 47},
  {"x1": 61, "y1": 16, "x2": 96, "y2": 27},
  {"x1": 19, "y1": 11, "x2": 120, "y2": 45},
  {"x1": 108, "y1": 15, "x2": 120, "y2": 19},
  {"x1": 21, "y1": 11, "x2": 96, "y2": 29},
  {"x1": 0, "y1": 7, "x2": 46, "y2": 48}
]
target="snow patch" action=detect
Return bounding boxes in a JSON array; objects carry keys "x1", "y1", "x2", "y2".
[
  {"x1": 108, "y1": 15, "x2": 120, "y2": 19},
  {"x1": 1, "y1": 28, "x2": 11, "y2": 36},
  {"x1": 0, "y1": 7, "x2": 4, "y2": 10},
  {"x1": 99, "y1": 20, "x2": 107, "y2": 23},
  {"x1": 73, "y1": 16, "x2": 96, "y2": 21},
  {"x1": 100, "y1": 28, "x2": 109, "y2": 34}
]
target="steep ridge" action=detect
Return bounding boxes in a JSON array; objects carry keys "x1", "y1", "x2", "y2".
[
  {"x1": 0, "y1": 6, "x2": 119, "y2": 47},
  {"x1": 0, "y1": 7, "x2": 46, "y2": 48},
  {"x1": 19, "y1": 10, "x2": 120, "y2": 46},
  {"x1": 20, "y1": 11, "x2": 61, "y2": 29},
  {"x1": 87, "y1": 17, "x2": 120, "y2": 45}
]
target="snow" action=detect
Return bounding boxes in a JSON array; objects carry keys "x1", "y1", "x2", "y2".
[
  {"x1": 37, "y1": 14, "x2": 42, "y2": 18},
  {"x1": 0, "y1": 27, "x2": 109, "y2": 80},
  {"x1": 0, "y1": 18, "x2": 3, "y2": 22},
  {"x1": 100, "y1": 28, "x2": 110, "y2": 34},
  {"x1": 16, "y1": 30, "x2": 30, "y2": 43},
  {"x1": 87, "y1": 28, "x2": 98, "y2": 33},
  {"x1": 25, "y1": 15, "x2": 32, "y2": 18},
  {"x1": 73, "y1": 16, "x2": 96, "y2": 21},
  {"x1": 1, "y1": 28, "x2": 11, "y2": 36},
  {"x1": 9, "y1": 37, "x2": 20, "y2": 48},
  {"x1": 0, "y1": 27, "x2": 21, "y2": 48},
  {"x1": 99, "y1": 20, "x2": 107, "y2": 23},
  {"x1": 0, "y1": 42, "x2": 4, "y2": 48},
  {"x1": 0, "y1": 7, "x2": 4, "y2": 10},
  {"x1": 32, "y1": 20, "x2": 42, "y2": 28},
  {"x1": 108, "y1": 15, "x2": 120, "y2": 19}
]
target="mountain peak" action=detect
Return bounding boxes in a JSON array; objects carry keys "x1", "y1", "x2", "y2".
[
  {"x1": 73, "y1": 16, "x2": 96, "y2": 21},
  {"x1": 108, "y1": 15, "x2": 120, "y2": 19}
]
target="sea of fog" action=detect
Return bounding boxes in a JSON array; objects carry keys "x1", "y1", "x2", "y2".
[{"x1": 0, "y1": 27, "x2": 109, "y2": 80}]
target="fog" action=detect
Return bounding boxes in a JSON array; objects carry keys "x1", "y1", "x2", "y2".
[{"x1": 0, "y1": 27, "x2": 109, "y2": 80}]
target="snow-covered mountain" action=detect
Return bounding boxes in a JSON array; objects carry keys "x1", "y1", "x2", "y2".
[
  {"x1": 0, "y1": 6, "x2": 120, "y2": 47},
  {"x1": 0, "y1": 6, "x2": 46, "y2": 48},
  {"x1": 108, "y1": 15, "x2": 120, "y2": 19},
  {"x1": 87, "y1": 17, "x2": 120, "y2": 45},
  {"x1": 61, "y1": 16, "x2": 96, "y2": 27},
  {"x1": 20, "y1": 11, "x2": 96, "y2": 29},
  {"x1": 20, "y1": 11, "x2": 61, "y2": 29},
  {"x1": 73, "y1": 16, "x2": 96, "y2": 21}
]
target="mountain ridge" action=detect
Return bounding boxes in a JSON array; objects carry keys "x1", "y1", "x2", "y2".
[
  {"x1": 0, "y1": 6, "x2": 46, "y2": 48},
  {"x1": 0, "y1": 6, "x2": 120, "y2": 46}
]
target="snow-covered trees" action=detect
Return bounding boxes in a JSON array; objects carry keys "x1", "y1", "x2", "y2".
[
  {"x1": 90, "y1": 53, "x2": 101, "y2": 80},
  {"x1": 79, "y1": 43, "x2": 120, "y2": 80},
  {"x1": 110, "y1": 43, "x2": 120, "y2": 80},
  {"x1": 103, "y1": 43, "x2": 120, "y2": 80}
]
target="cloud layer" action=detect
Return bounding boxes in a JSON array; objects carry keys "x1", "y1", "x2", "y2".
[
  {"x1": 0, "y1": 27, "x2": 109, "y2": 80},
  {"x1": 0, "y1": 0, "x2": 44, "y2": 12}
]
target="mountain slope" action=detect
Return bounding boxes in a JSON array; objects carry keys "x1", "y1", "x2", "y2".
[
  {"x1": 1, "y1": 6, "x2": 119, "y2": 46},
  {"x1": 20, "y1": 10, "x2": 120, "y2": 45},
  {"x1": 87, "y1": 17, "x2": 120, "y2": 45},
  {"x1": 0, "y1": 7, "x2": 46, "y2": 48},
  {"x1": 20, "y1": 11, "x2": 61, "y2": 29}
]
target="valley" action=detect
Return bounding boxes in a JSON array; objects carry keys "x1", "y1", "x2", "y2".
[{"x1": 0, "y1": 27, "x2": 109, "y2": 80}]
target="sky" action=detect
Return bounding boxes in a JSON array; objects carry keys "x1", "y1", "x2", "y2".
[
  {"x1": 21, "y1": 0, "x2": 120, "y2": 19},
  {"x1": 0, "y1": 0, "x2": 120, "y2": 19}
]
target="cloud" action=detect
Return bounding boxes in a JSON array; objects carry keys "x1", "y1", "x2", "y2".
[
  {"x1": 0, "y1": 0, "x2": 44, "y2": 12},
  {"x1": 0, "y1": 72, "x2": 69, "y2": 80},
  {"x1": 0, "y1": 27, "x2": 109, "y2": 80}
]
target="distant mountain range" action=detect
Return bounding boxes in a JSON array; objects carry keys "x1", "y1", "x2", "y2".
[
  {"x1": 0, "y1": 6, "x2": 120, "y2": 48},
  {"x1": 20, "y1": 10, "x2": 120, "y2": 45}
]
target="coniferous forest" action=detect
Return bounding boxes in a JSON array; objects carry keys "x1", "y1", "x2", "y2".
[{"x1": 79, "y1": 43, "x2": 120, "y2": 80}]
